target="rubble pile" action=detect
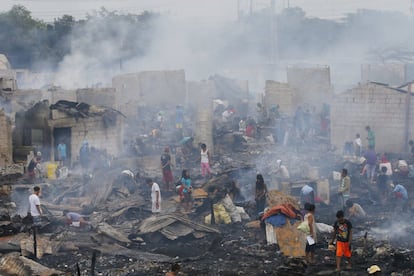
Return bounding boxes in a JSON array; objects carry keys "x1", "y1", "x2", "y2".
[{"x1": 1, "y1": 86, "x2": 414, "y2": 276}]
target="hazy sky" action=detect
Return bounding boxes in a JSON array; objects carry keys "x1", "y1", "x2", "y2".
[{"x1": 2, "y1": 0, "x2": 411, "y2": 22}]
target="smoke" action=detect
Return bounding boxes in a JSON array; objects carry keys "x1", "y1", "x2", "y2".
[{"x1": 49, "y1": 6, "x2": 414, "y2": 91}]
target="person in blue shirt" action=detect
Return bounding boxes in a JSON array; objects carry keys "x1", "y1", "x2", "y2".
[
  {"x1": 180, "y1": 169, "x2": 193, "y2": 213},
  {"x1": 57, "y1": 140, "x2": 67, "y2": 165}
]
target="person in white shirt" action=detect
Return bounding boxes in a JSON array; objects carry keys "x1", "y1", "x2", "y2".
[
  {"x1": 29, "y1": 186, "x2": 42, "y2": 226},
  {"x1": 354, "y1": 133, "x2": 362, "y2": 156},
  {"x1": 275, "y1": 160, "x2": 290, "y2": 179},
  {"x1": 146, "y1": 178, "x2": 161, "y2": 213},
  {"x1": 345, "y1": 200, "x2": 366, "y2": 220}
]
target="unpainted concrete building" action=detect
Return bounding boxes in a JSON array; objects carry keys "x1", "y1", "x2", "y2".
[
  {"x1": 286, "y1": 66, "x2": 332, "y2": 108},
  {"x1": 13, "y1": 100, "x2": 124, "y2": 165},
  {"x1": 0, "y1": 110, "x2": 12, "y2": 167},
  {"x1": 112, "y1": 70, "x2": 186, "y2": 119},
  {"x1": 330, "y1": 82, "x2": 414, "y2": 153},
  {"x1": 263, "y1": 81, "x2": 296, "y2": 116}
]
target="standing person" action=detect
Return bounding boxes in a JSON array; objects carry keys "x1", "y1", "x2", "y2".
[
  {"x1": 275, "y1": 160, "x2": 290, "y2": 180},
  {"x1": 409, "y1": 140, "x2": 414, "y2": 162},
  {"x1": 339, "y1": 169, "x2": 351, "y2": 209},
  {"x1": 376, "y1": 166, "x2": 389, "y2": 204},
  {"x1": 363, "y1": 146, "x2": 377, "y2": 183},
  {"x1": 330, "y1": 210, "x2": 353, "y2": 271},
  {"x1": 180, "y1": 169, "x2": 193, "y2": 213},
  {"x1": 79, "y1": 140, "x2": 90, "y2": 172},
  {"x1": 57, "y1": 140, "x2": 67, "y2": 166},
  {"x1": 161, "y1": 147, "x2": 174, "y2": 191},
  {"x1": 200, "y1": 144, "x2": 212, "y2": 178},
  {"x1": 175, "y1": 105, "x2": 184, "y2": 139},
  {"x1": 29, "y1": 186, "x2": 43, "y2": 226},
  {"x1": 304, "y1": 203, "x2": 317, "y2": 264},
  {"x1": 354, "y1": 134, "x2": 362, "y2": 157},
  {"x1": 146, "y1": 178, "x2": 161, "y2": 214},
  {"x1": 255, "y1": 174, "x2": 268, "y2": 215},
  {"x1": 157, "y1": 111, "x2": 164, "y2": 130},
  {"x1": 27, "y1": 154, "x2": 41, "y2": 183},
  {"x1": 366, "y1": 126, "x2": 375, "y2": 149}
]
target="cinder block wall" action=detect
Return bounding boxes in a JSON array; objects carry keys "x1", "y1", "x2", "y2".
[
  {"x1": 187, "y1": 80, "x2": 214, "y2": 155},
  {"x1": 331, "y1": 83, "x2": 414, "y2": 153},
  {"x1": 70, "y1": 117, "x2": 124, "y2": 161},
  {"x1": 0, "y1": 110, "x2": 12, "y2": 166},
  {"x1": 264, "y1": 81, "x2": 296, "y2": 116},
  {"x1": 112, "y1": 70, "x2": 186, "y2": 119},
  {"x1": 287, "y1": 66, "x2": 333, "y2": 108}
]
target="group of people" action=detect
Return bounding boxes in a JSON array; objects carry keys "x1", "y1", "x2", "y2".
[{"x1": 156, "y1": 143, "x2": 214, "y2": 214}]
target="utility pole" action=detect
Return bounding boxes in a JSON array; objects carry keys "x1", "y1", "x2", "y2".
[{"x1": 269, "y1": 0, "x2": 278, "y2": 65}]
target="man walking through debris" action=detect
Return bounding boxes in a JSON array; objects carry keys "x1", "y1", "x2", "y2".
[
  {"x1": 255, "y1": 174, "x2": 268, "y2": 215},
  {"x1": 330, "y1": 210, "x2": 352, "y2": 271},
  {"x1": 147, "y1": 178, "x2": 161, "y2": 214},
  {"x1": 363, "y1": 146, "x2": 377, "y2": 183},
  {"x1": 29, "y1": 186, "x2": 43, "y2": 226},
  {"x1": 161, "y1": 147, "x2": 174, "y2": 191},
  {"x1": 339, "y1": 169, "x2": 351, "y2": 210}
]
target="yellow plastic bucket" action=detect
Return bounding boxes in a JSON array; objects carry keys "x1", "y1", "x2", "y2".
[{"x1": 46, "y1": 163, "x2": 58, "y2": 179}]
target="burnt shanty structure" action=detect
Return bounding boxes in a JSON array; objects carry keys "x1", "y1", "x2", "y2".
[{"x1": 13, "y1": 100, "x2": 124, "y2": 164}]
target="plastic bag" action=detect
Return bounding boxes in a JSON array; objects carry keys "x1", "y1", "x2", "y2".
[{"x1": 297, "y1": 220, "x2": 310, "y2": 234}]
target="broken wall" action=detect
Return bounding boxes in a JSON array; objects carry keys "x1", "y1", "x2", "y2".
[
  {"x1": 331, "y1": 82, "x2": 414, "y2": 153},
  {"x1": 0, "y1": 70, "x2": 17, "y2": 91},
  {"x1": 287, "y1": 66, "x2": 332, "y2": 108},
  {"x1": 49, "y1": 88, "x2": 76, "y2": 104},
  {"x1": 76, "y1": 88, "x2": 116, "y2": 108},
  {"x1": 112, "y1": 70, "x2": 186, "y2": 119},
  {"x1": 50, "y1": 112, "x2": 124, "y2": 162},
  {"x1": 264, "y1": 81, "x2": 296, "y2": 116},
  {"x1": 0, "y1": 110, "x2": 12, "y2": 167},
  {"x1": 9, "y1": 89, "x2": 46, "y2": 109},
  {"x1": 361, "y1": 63, "x2": 405, "y2": 86},
  {"x1": 187, "y1": 80, "x2": 214, "y2": 154}
]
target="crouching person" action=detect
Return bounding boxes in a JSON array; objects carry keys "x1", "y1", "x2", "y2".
[{"x1": 63, "y1": 210, "x2": 88, "y2": 228}]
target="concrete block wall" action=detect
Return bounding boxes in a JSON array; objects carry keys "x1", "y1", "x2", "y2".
[
  {"x1": 361, "y1": 63, "x2": 405, "y2": 86},
  {"x1": 0, "y1": 110, "x2": 12, "y2": 167},
  {"x1": 187, "y1": 80, "x2": 214, "y2": 156},
  {"x1": 50, "y1": 89, "x2": 76, "y2": 104},
  {"x1": 70, "y1": 117, "x2": 124, "y2": 160},
  {"x1": 287, "y1": 66, "x2": 332, "y2": 108},
  {"x1": 112, "y1": 70, "x2": 186, "y2": 119},
  {"x1": 331, "y1": 83, "x2": 414, "y2": 153},
  {"x1": 264, "y1": 81, "x2": 296, "y2": 116},
  {"x1": 76, "y1": 88, "x2": 116, "y2": 108}
]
